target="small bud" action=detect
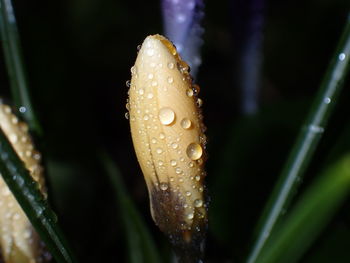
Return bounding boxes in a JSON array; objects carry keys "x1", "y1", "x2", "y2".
[
  {"x1": 127, "y1": 35, "x2": 208, "y2": 260},
  {"x1": 0, "y1": 101, "x2": 46, "y2": 263}
]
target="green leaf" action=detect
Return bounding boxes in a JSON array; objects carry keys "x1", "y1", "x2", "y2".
[
  {"x1": 255, "y1": 155, "x2": 350, "y2": 263},
  {"x1": 0, "y1": 0, "x2": 42, "y2": 136},
  {"x1": 99, "y1": 151, "x2": 162, "y2": 263},
  {"x1": 0, "y1": 128, "x2": 77, "y2": 263},
  {"x1": 247, "y1": 13, "x2": 350, "y2": 263}
]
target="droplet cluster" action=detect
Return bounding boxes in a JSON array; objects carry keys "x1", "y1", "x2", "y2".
[
  {"x1": 0, "y1": 101, "x2": 46, "y2": 261},
  {"x1": 126, "y1": 35, "x2": 207, "y2": 232}
]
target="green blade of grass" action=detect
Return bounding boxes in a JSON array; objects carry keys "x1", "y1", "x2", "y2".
[
  {"x1": 0, "y1": 128, "x2": 77, "y2": 263},
  {"x1": 247, "y1": 13, "x2": 350, "y2": 263},
  {"x1": 99, "y1": 151, "x2": 162, "y2": 263},
  {"x1": 0, "y1": 0, "x2": 42, "y2": 136},
  {"x1": 255, "y1": 155, "x2": 350, "y2": 263}
]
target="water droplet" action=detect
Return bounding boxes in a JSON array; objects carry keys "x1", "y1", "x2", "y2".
[
  {"x1": 186, "y1": 143, "x2": 203, "y2": 160},
  {"x1": 187, "y1": 213, "x2": 194, "y2": 220},
  {"x1": 175, "y1": 167, "x2": 182, "y2": 174},
  {"x1": 139, "y1": 88, "x2": 144, "y2": 95},
  {"x1": 158, "y1": 160, "x2": 164, "y2": 166},
  {"x1": 137, "y1": 45, "x2": 142, "y2": 51},
  {"x1": 152, "y1": 81, "x2": 158, "y2": 86},
  {"x1": 192, "y1": 84, "x2": 200, "y2": 95},
  {"x1": 160, "y1": 182, "x2": 168, "y2": 191},
  {"x1": 186, "y1": 88, "x2": 194, "y2": 97},
  {"x1": 186, "y1": 191, "x2": 192, "y2": 196},
  {"x1": 131, "y1": 66, "x2": 137, "y2": 74},
  {"x1": 194, "y1": 199, "x2": 203, "y2": 207},
  {"x1": 143, "y1": 114, "x2": 149, "y2": 121},
  {"x1": 11, "y1": 116, "x2": 18, "y2": 124},
  {"x1": 148, "y1": 73, "x2": 154, "y2": 79},
  {"x1": 158, "y1": 133, "x2": 165, "y2": 140},
  {"x1": 181, "y1": 118, "x2": 192, "y2": 129},
  {"x1": 309, "y1": 125, "x2": 324, "y2": 133},
  {"x1": 156, "y1": 148, "x2": 163, "y2": 154},
  {"x1": 195, "y1": 175, "x2": 201, "y2": 181},
  {"x1": 19, "y1": 106, "x2": 26, "y2": 113},
  {"x1": 159, "y1": 107, "x2": 175, "y2": 125},
  {"x1": 9, "y1": 134, "x2": 18, "y2": 143},
  {"x1": 147, "y1": 93, "x2": 154, "y2": 99},
  {"x1": 188, "y1": 161, "x2": 194, "y2": 168},
  {"x1": 167, "y1": 62, "x2": 175, "y2": 69},
  {"x1": 197, "y1": 98, "x2": 203, "y2": 107},
  {"x1": 171, "y1": 142, "x2": 178, "y2": 149},
  {"x1": 146, "y1": 49, "x2": 155, "y2": 56},
  {"x1": 339, "y1": 53, "x2": 346, "y2": 61},
  {"x1": 125, "y1": 112, "x2": 129, "y2": 119},
  {"x1": 170, "y1": 160, "x2": 177, "y2": 166},
  {"x1": 324, "y1": 97, "x2": 331, "y2": 104},
  {"x1": 126, "y1": 80, "x2": 131, "y2": 87},
  {"x1": 151, "y1": 138, "x2": 157, "y2": 144},
  {"x1": 167, "y1": 77, "x2": 174, "y2": 84}
]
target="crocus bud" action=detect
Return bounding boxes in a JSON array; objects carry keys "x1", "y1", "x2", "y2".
[
  {"x1": 127, "y1": 34, "x2": 208, "y2": 261},
  {"x1": 0, "y1": 100, "x2": 46, "y2": 263}
]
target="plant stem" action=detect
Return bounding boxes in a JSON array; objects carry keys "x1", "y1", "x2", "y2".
[
  {"x1": 247, "y1": 13, "x2": 350, "y2": 263},
  {"x1": 0, "y1": 128, "x2": 77, "y2": 263},
  {"x1": 0, "y1": 0, "x2": 42, "y2": 136}
]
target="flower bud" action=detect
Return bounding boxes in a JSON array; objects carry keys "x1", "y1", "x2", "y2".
[
  {"x1": 0, "y1": 101, "x2": 46, "y2": 263},
  {"x1": 127, "y1": 35, "x2": 208, "y2": 259}
]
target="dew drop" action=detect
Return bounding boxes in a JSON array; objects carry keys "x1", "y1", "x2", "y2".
[
  {"x1": 151, "y1": 81, "x2": 158, "y2": 86},
  {"x1": 156, "y1": 148, "x2": 163, "y2": 154},
  {"x1": 171, "y1": 142, "x2": 178, "y2": 149},
  {"x1": 197, "y1": 98, "x2": 203, "y2": 107},
  {"x1": 192, "y1": 84, "x2": 200, "y2": 95},
  {"x1": 170, "y1": 160, "x2": 177, "y2": 166},
  {"x1": 188, "y1": 161, "x2": 194, "y2": 168},
  {"x1": 159, "y1": 107, "x2": 175, "y2": 125},
  {"x1": 186, "y1": 143, "x2": 203, "y2": 160},
  {"x1": 158, "y1": 160, "x2": 164, "y2": 166},
  {"x1": 147, "y1": 93, "x2": 154, "y2": 99},
  {"x1": 9, "y1": 134, "x2": 18, "y2": 143},
  {"x1": 167, "y1": 77, "x2": 174, "y2": 84},
  {"x1": 181, "y1": 118, "x2": 192, "y2": 129},
  {"x1": 126, "y1": 80, "x2": 131, "y2": 87},
  {"x1": 151, "y1": 138, "x2": 157, "y2": 144},
  {"x1": 139, "y1": 88, "x2": 144, "y2": 95},
  {"x1": 339, "y1": 53, "x2": 346, "y2": 61},
  {"x1": 143, "y1": 114, "x2": 149, "y2": 121},
  {"x1": 159, "y1": 133, "x2": 165, "y2": 139},
  {"x1": 195, "y1": 175, "x2": 201, "y2": 181},
  {"x1": 167, "y1": 62, "x2": 175, "y2": 69},
  {"x1": 194, "y1": 199, "x2": 203, "y2": 207},
  {"x1": 186, "y1": 88, "x2": 193, "y2": 97},
  {"x1": 160, "y1": 182, "x2": 168, "y2": 191},
  {"x1": 175, "y1": 167, "x2": 182, "y2": 174},
  {"x1": 125, "y1": 112, "x2": 129, "y2": 119},
  {"x1": 146, "y1": 49, "x2": 155, "y2": 56},
  {"x1": 19, "y1": 106, "x2": 26, "y2": 113},
  {"x1": 186, "y1": 191, "x2": 192, "y2": 196},
  {"x1": 187, "y1": 213, "x2": 194, "y2": 220},
  {"x1": 130, "y1": 66, "x2": 137, "y2": 74},
  {"x1": 148, "y1": 73, "x2": 154, "y2": 79}
]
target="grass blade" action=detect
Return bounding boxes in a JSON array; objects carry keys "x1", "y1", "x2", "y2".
[
  {"x1": 247, "y1": 13, "x2": 350, "y2": 263},
  {"x1": 0, "y1": 0, "x2": 42, "y2": 135},
  {"x1": 99, "y1": 151, "x2": 162, "y2": 263},
  {"x1": 0, "y1": 128, "x2": 77, "y2": 263},
  {"x1": 255, "y1": 155, "x2": 350, "y2": 263}
]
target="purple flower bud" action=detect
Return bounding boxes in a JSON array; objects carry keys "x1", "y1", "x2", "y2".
[{"x1": 161, "y1": 0, "x2": 204, "y2": 77}]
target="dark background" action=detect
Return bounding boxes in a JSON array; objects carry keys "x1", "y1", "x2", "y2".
[{"x1": 1, "y1": 0, "x2": 350, "y2": 262}]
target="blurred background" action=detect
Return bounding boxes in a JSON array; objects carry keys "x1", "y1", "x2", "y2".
[{"x1": 1, "y1": 0, "x2": 350, "y2": 262}]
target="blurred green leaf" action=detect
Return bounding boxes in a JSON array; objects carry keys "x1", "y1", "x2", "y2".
[
  {"x1": 247, "y1": 13, "x2": 350, "y2": 263},
  {"x1": 0, "y1": 128, "x2": 77, "y2": 263},
  {"x1": 0, "y1": 0, "x2": 42, "y2": 135},
  {"x1": 100, "y1": 151, "x2": 162, "y2": 263},
  {"x1": 255, "y1": 155, "x2": 350, "y2": 263}
]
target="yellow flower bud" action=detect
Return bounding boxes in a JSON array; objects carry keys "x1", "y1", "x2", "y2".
[
  {"x1": 127, "y1": 34, "x2": 208, "y2": 257},
  {"x1": 0, "y1": 101, "x2": 46, "y2": 263}
]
